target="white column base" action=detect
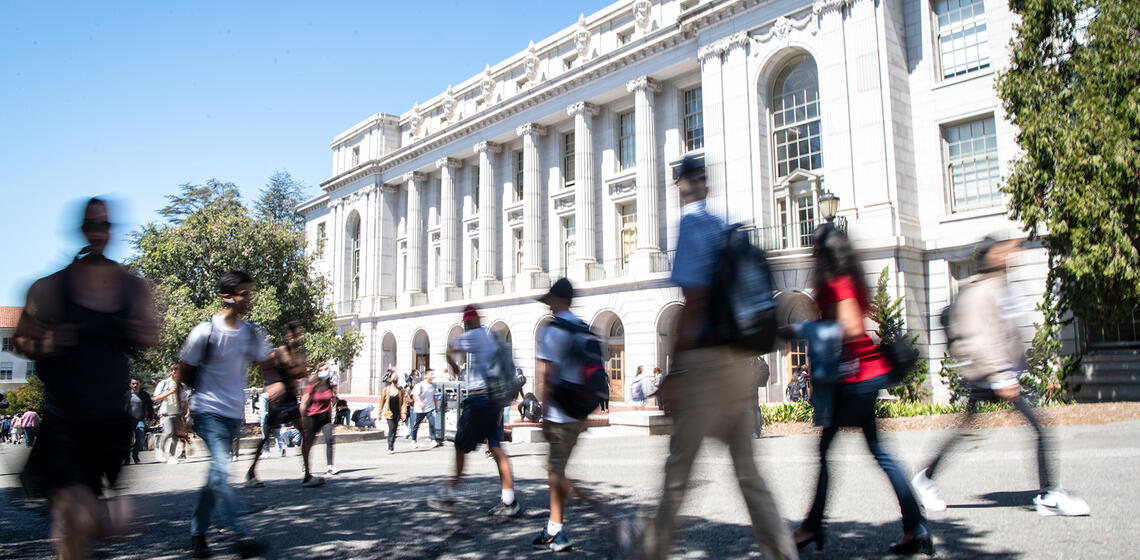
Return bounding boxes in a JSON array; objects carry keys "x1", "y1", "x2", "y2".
[
  {"x1": 516, "y1": 270, "x2": 551, "y2": 292},
  {"x1": 631, "y1": 249, "x2": 669, "y2": 275},
  {"x1": 398, "y1": 291, "x2": 428, "y2": 308},
  {"x1": 429, "y1": 285, "x2": 466, "y2": 304},
  {"x1": 570, "y1": 260, "x2": 606, "y2": 284},
  {"x1": 469, "y1": 277, "x2": 504, "y2": 298}
]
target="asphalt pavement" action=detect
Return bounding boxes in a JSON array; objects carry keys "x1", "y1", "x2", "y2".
[{"x1": 1, "y1": 419, "x2": 1135, "y2": 559}]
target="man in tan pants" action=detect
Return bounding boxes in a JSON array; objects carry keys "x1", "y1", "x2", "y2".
[{"x1": 639, "y1": 155, "x2": 796, "y2": 560}]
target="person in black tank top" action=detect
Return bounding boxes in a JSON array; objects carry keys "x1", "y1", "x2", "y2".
[{"x1": 14, "y1": 198, "x2": 159, "y2": 560}]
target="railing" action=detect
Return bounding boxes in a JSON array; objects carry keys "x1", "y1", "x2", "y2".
[
  {"x1": 335, "y1": 299, "x2": 360, "y2": 316},
  {"x1": 745, "y1": 216, "x2": 848, "y2": 252}
]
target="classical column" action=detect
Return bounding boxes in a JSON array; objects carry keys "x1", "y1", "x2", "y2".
[
  {"x1": 432, "y1": 158, "x2": 464, "y2": 302},
  {"x1": 516, "y1": 122, "x2": 551, "y2": 290},
  {"x1": 626, "y1": 76, "x2": 665, "y2": 272},
  {"x1": 697, "y1": 43, "x2": 728, "y2": 221},
  {"x1": 401, "y1": 171, "x2": 427, "y2": 307},
  {"x1": 330, "y1": 200, "x2": 343, "y2": 305},
  {"x1": 566, "y1": 101, "x2": 603, "y2": 282},
  {"x1": 377, "y1": 184, "x2": 397, "y2": 304},
  {"x1": 471, "y1": 141, "x2": 503, "y2": 297},
  {"x1": 719, "y1": 34, "x2": 754, "y2": 226}
]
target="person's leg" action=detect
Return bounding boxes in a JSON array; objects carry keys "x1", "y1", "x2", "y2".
[
  {"x1": 386, "y1": 418, "x2": 398, "y2": 451},
  {"x1": 1010, "y1": 394, "x2": 1055, "y2": 492},
  {"x1": 490, "y1": 446, "x2": 514, "y2": 491},
  {"x1": 925, "y1": 398, "x2": 978, "y2": 478},
  {"x1": 725, "y1": 404, "x2": 797, "y2": 560},
  {"x1": 191, "y1": 414, "x2": 248, "y2": 537},
  {"x1": 427, "y1": 410, "x2": 438, "y2": 442},
  {"x1": 132, "y1": 423, "x2": 145, "y2": 462},
  {"x1": 642, "y1": 406, "x2": 712, "y2": 560},
  {"x1": 247, "y1": 433, "x2": 270, "y2": 480},
  {"x1": 409, "y1": 412, "x2": 423, "y2": 443},
  {"x1": 801, "y1": 427, "x2": 839, "y2": 533},
  {"x1": 861, "y1": 417, "x2": 924, "y2": 535},
  {"x1": 300, "y1": 416, "x2": 316, "y2": 478},
  {"x1": 159, "y1": 417, "x2": 175, "y2": 458},
  {"x1": 322, "y1": 422, "x2": 335, "y2": 468}
]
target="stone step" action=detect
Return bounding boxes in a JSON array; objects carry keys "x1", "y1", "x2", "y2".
[{"x1": 607, "y1": 410, "x2": 672, "y2": 435}]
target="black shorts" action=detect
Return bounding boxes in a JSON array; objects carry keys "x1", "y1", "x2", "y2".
[
  {"x1": 305, "y1": 411, "x2": 331, "y2": 434},
  {"x1": 21, "y1": 413, "x2": 132, "y2": 498},
  {"x1": 454, "y1": 394, "x2": 503, "y2": 453}
]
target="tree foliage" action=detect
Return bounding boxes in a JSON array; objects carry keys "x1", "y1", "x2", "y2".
[
  {"x1": 128, "y1": 179, "x2": 361, "y2": 388},
  {"x1": 868, "y1": 267, "x2": 928, "y2": 402},
  {"x1": 5, "y1": 374, "x2": 45, "y2": 414},
  {"x1": 255, "y1": 170, "x2": 308, "y2": 228},
  {"x1": 998, "y1": 0, "x2": 1140, "y2": 328}
]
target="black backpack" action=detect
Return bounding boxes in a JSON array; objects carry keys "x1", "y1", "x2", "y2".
[
  {"x1": 705, "y1": 224, "x2": 778, "y2": 353},
  {"x1": 548, "y1": 317, "x2": 609, "y2": 421}
]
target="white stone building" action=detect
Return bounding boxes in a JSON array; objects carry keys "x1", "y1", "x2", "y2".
[{"x1": 300, "y1": 0, "x2": 1063, "y2": 404}]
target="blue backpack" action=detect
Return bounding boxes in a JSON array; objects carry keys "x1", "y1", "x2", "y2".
[{"x1": 549, "y1": 317, "x2": 609, "y2": 421}]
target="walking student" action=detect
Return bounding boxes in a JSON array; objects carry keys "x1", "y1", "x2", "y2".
[
  {"x1": 379, "y1": 373, "x2": 405, "y2": 454},
  {"x1": 246, "y1": 321, "x2": 308, "y2": 487},
  {"x1": 298, "y1": 363, "x2": 339, "y2": 486},
  {"x1": 431, "y1": 304, "x2": 520, "y2": 517},
  {"x1": 911, "y1": 237, "x2": 1090, "y2": 517},
  {"x1": 176, "y1": 269, "x2": 274, "y2": 558},
  {"x1": 126, "y1": 378, "x2": 156, "y2": 464},
  {"x1": 153, "y1": 365, "x2": 189, "y2": 464},
  {"x1": 639, "y1": 156, "x2": 797, "y2": 560},
  {"x1": 793, "y1": 224, "x2": 932, "y2": 555},
  {"x1": 532, "y1": 277, "x2": 590, "y2": 552},
  {"x1": 410, "y1": 369, "x2": 441, "y2": 447}
]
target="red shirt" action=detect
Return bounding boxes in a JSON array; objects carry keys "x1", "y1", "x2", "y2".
[
  {"x1": 817, "y1": 276, "x2": 891, "y2": 384},
  {"x1": 304, "y1": 384, "x2": 335, "y2": 417}
]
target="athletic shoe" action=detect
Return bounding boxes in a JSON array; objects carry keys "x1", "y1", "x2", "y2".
[
  {"x1": 302, "y1": 476, "x2": 326, "y2": 488},
  {"x1": 428, "y1": 488, "x2": 458, "y2": 512},
  {"x1": 230, "y1": 455, "x2": 238, "y2": 462},
  {"x1": 179, "y1": 451, "x2": 187, "y2": 459},
  {"x1": 533, "y1": 529, "x2": 573, "y2": 552},
  {"x1": 280, "y1": 447, "x2": 286, "y2": 457},
  {"x1": 326, "y1": 465, "x2": 340, "y2": 475},
  {"x1": 432, "y1": 441, "x2": 444, "y2": 448},
  {"x1": 243, "y1": 477, "x2": 265, "y2": 488},
  {"x1": 167, "y1": 457, "x2": 180, "y2": 465},
  {"x1": 190, "y1": 534, "x2": 211, "y2": 558},
  {"x1": 489, "y1": 499, "x2": 522, "y2": 517},
  {"x1": 1034, "y1": 489, "x2": 1091, "y2": 517},
  {"x1": 233, "y1": 537, "x2": 268, "y2": 559},
  {"x1": 387, "y1": 449, "x2": 395, "y2": 455},
  {"x1": 911, "y1": 469, "x2": 947, "y2": 512}
]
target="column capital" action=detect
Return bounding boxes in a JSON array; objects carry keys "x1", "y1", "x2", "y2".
[
  {"x1": 515, "y1": 122, "x2": 547, "y2": 137},
  {"x1": 435, "y1": 157, "x2": 461, "y2": 169},
  {"x1": 380, "y1": 183, "x2": 398, "y2": 193},
  {"x1": 625, "y1": 76, "x2": 663, "y2": 94},
  {"x1": 472, "y1": 141, "x2": 501, "y2": 155},
  {"x1": 566, "y1": 101, "x2": 600, "y2": 118},
  {"x1": 403, "y1": 171, "x2": 426, "y2": 184}
]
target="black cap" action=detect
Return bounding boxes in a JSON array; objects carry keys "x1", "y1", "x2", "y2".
[
  {"x1": 673, "y1": 154, "x2": 705, "y2": 183},
  {"x1": 539, "y1": 277, "x2": 574, "y2": 304}
]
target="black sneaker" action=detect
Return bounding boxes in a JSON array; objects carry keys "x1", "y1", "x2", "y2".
[
  {"x1": 234, "y1": 537, "x2": 268, "y2": 558},
  {"x1": 488, "y1": 499, "x2": 522, "y2": 517},
  {"x1": 533, "y1": 529, "x2": 572, "y2": 552},
  {"x1": 190, "y1": 534, "x2": 211, "y2": 558}
]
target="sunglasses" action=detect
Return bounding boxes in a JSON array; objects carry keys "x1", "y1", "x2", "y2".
[{"x1": 82, "y1": 219, "x2": 112, "y2": 231}]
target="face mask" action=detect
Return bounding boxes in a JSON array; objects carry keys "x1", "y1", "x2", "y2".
[{"x1": 222, "y1": 297, "x2": 236, "y2": 304}]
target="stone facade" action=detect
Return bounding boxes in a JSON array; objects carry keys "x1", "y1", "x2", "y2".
[{"x1": 301, "y1": 0, "x2": 1049, "y2": 403}]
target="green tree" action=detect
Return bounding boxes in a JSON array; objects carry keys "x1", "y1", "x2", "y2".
[
  {"x1": 936, "y1": 352, "x2": 969, "y2": 407},
  {"x1": 998, "y1": 1, "x2": 1140, "y2": 332},
  {"x1": 129, "y1": 179, "x2": 361, "y2": 387},
  {"x1": 255, "y1": 170, "x2": 308, "y2": 228},
  {"x1": 868, "y1": 267, "x2": 928, "y2": 402},
  {"x1": 5, "y1": 374, "x2": 45, "y2": 414}
]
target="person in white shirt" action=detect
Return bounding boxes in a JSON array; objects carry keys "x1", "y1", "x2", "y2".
[
  {"x1": 153, "y1": 365, "x2": 189, "y2": 464},
  {"x1": 430, "y1": 304, "x2": 520, "y2": 517},
  {"x1": 410, "y1": 370, "x2": 441, "y2": 447}
]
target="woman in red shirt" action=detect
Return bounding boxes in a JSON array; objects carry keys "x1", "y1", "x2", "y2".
[
  {"x1": 794, "y1": 225, "x2": 932, "y2": 555},
  {"x1": 299, "y1": 364, "x2": 338, "y2": 487}
]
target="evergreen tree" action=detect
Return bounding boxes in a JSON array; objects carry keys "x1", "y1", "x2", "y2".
[{"x1": 255, "y1": 170, "x2": 308, "y2": 229}]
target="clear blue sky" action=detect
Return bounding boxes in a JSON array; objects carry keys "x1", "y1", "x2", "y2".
[{"x1": 0, "y1": 1, "x2": 611, "y2": 306}]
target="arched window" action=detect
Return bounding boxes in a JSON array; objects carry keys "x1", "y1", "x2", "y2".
[
  {"x1": 771, "y1": 56, "x2": 822, "y2": 179},
  {"x1": 345, "y1": 212, "x2": 362, "y2": 300}
]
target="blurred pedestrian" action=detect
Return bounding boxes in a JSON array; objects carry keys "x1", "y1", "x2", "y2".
[
  {"x1": 630, "y1": 367, "x2": 647, "y2": 410},
  {"x1": 431, "y1": 304, "x2": 520, "y2": 517},
  {"x1": 379, "y1": 374, "x2": 405, "y2": 454},
  {"x1": 410, "y1": 369, "x2": 441, "y2": 447},
  {"x1": 20, "y1": 408, "x2": 40, "y2": 447},
  {"x1": 639, "y1": 156, "x2": 797, "y2": 560},
  {"x1": 299, "y1": 363, "x2": 339, "y2": 486},
  {"x1": 153, "y1": 366, "x2": 189, "y2": 464},
  {"x1": 245, "y1": 321, "x2": 307, "y2": 487},
  {"x1": 911, "y1": 236, "x2": 1090, "y2": 517},
  {"x1": 13, "y1": 197, "x2": 159, "y2": 560},
  {"x1": 125, "y1": 378, "x2": 156, "y2": 464},
  {"x1": 792, "y1": 224, "x2": 932, "y2": 555},
  {"x1": 175, "y1": 269, "x2": 274, "y2": 558}
]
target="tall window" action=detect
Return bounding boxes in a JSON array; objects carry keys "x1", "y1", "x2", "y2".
[
  {"x1": 683, "y1": 86, "x2": 704, "y2": 152},
  {"x1": 771, "y1": 56, "x2": 823, "y2": 179},
  {"x1": 942, "y1": 116, "x2": 1001, "y2": 212},
  {"x1": 1, "y1": 337, "x2": 13, "y2": 353},
  {"x1": 513, "y1": 228, "x2": 524, "y2": 275},
  {"x1": 786, "y1": 339, "x2": 809, "y2": 397},
  {"x1": 471, "y1": 166, "x2": 480, "y2": 212},
  {"x1": 315, "y1": 222, "x2": 327, "y2": 258},
  {"x1": 351, "y1": 146, "x2": 360, "y2": 166},
  {"x1": 562, "y1": 216, "x2": 576, "y2": 269},
  {"x1": 0, "y1": 362, "x2": 12, "y2": 381},
  {"x1": 618, "y1": 111, "x2": 636, "y2": 170},
  {"x1": 618, "y1": 203, "x2": 637, "y2": 267},
  {"x1": 934, "y1": 0, "x2": 990, "y2": 79},
  {"x1": 25, "y1": 362, "x2": 36, "y2": 377},
  {"x1": 562, "y1": 132, "x2": 575, "y2": 185},
  {"x1": 514, "y1": 150, "x2": 525, "y2": 201},
  {"x1": 471, "y1": 239, "x2": 480, "y2": 279},
  {"x1": 347, "y1": 216, "x2": 361, "y2": 299},
  {"x1": 433, "y1": 246, "x2": 441, "y2": 286},
  {"x1": 777, "y1": 199, "x2": 789, "y2": 249},
  {"x1": 796, "y1": 196, "x2": 816, "y2": 247}
]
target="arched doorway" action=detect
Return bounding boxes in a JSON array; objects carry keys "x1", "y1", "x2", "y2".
[
  {"x1": 412, "y1": 329, "x2": 430, "y2": 374},
  {"x1": 532, "y1": 315, "x2": 554, "y2": 397},
  {"x1": 445, "y1": 324, "x2": 464, "y2": 380},
  {"x1": 344, "y1": 211, "x2": 362, "y2": 299},
  {"x1": 775, "y1": 290, "x2": 817, "y2": 401},
  {"x1": 593, "y1": 311, "x2": 625, "y2": 402},
  {"x1": 378, "y1": 332, "x2": 397, "y2": 395},
  {"x1": 655, "y1": 303, "x2": 683, "y2": 377},
  {"x1": 488, "y1": 321, "x2": 512, "y2": 345}
]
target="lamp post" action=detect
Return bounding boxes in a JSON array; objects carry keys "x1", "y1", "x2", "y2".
[{"x1": 819, "y1": 191, "x2": 839, "y2": 223}]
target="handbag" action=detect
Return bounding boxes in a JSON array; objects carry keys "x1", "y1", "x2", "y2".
[{"x1": 881, "y1": 338, "x2": 918, "y2": 386}]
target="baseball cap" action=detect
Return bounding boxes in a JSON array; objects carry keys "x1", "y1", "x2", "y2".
[
  {"x1": 538, "y1": 277, "x2": 574, "y2": 304},
  {"x1": 462, "y1": 304, "x2": 479, "y2": 322},
  {"x1": 673, "y1": 154, "x2": 705, "y2": 183}
]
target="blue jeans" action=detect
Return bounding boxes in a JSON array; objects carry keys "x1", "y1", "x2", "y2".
[
  {"x1": 131, "y1": 421, "x2": 146, "y2": 460},
  {"x1": 191, "y1": 412, "x2": 247, "y2": 537},
  {"x1": 410, "y1": 410, "x2": 436, "y2": 442}
]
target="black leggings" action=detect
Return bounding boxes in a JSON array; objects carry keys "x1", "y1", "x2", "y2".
[
  {"x1": 926, "y1": 391, "x2": 1054, "y2": 491},
  {"x1": 386, "y1": 418, "x2": 399, "y2": 451}
]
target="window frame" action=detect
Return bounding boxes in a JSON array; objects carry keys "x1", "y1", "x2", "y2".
[
  {"x1": 940, "y1": 114, "x2": 1002, "y2": 214},
  {"x1": 514, "y1": 150, "x2": 525, "y2": 202},
  {"x1": 0, "y1": 362, "x2": 12, "y2": 381},
  {"x1": 769, "y1": 56, "x2": 823, "y2": 181},
  {"x1": 682, "y1": 86, "x2": 705, "y2": 152},
  {"x1": 931, "y1": 0, "x2": 991, "y2": 81},
  {"x1": 618, "y1": 110, "x2": 637, "y2": 171},
  {"x1": 562, "y1": 131, "x2": 576, "y2": 186}
]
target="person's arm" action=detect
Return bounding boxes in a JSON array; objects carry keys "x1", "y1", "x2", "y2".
[
  {"x1": 13, "y1": 277, "x2": 77, "y2": 360},
  {"x1": 537, "y1": 359, "x2": 554, "y2": 404},
  {"x1": 153, "y1": 381, "x2": 178, "y2": 403},
  {"x1": 672, "y1": 286, "x2": 708, "y2": 357},
  {"x1": 299, "y1": 388, "x2": 312, "y2": 416}
]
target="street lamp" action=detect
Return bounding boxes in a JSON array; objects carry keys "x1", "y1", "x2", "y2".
[{"x1": 819, "y1": 191, "x2": 840, "y2": 223}]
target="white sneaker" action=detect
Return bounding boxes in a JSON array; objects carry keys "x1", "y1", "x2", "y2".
[
  {"x1": 911, "y1": 469, "x2": 947, "y2": 512},
  {"x1": 243, "y1": 477, "x2": 265, "y2": 488},
  {"x1": 1034, "y1": 489, "x2": 1091, "y2": 517},
  {"x1": 326, "y1": 466, "x2": 340, "y2": 475},
  {"x1": 167, "y1": 457, "x2": 180, "y2": 465}
]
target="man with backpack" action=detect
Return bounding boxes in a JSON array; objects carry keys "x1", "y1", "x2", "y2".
[
  {"x1": 637, "y1": 156, "x2": 797, "y2": 560},
  {"x1": 431, "y1": 304, "x2": 520, "y2": 517},
  {"x1": 175, "y1": 270, "x2": 274, "y2": 558}
]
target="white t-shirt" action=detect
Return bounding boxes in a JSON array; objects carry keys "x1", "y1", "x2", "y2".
[
  {"x1": 451, "y1": 327, "x2": 497, "y2": 392},
  {"x1": 154, "y1": 377, "x2": 190, "y2": 416},
  {"x1": 536, "y1": 310, "x2": 585, "y2": 424},
  {"x1": 180, "y1": 315, "x2": 272, "y2": 420},
  {"x1": 412, "y1": 380, "x2": 436, "y2": 413}
]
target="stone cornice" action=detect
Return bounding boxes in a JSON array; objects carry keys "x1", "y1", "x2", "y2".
[
  {"x1": 626, "y1": 75, "x2": 663, "y2": 94},
  {"x1": 812, "y1": 0, "x2": 856, "y2": 17},
  {"x1": 515, "y1": 122, "x2": 547, "y2": 137},
  {"x1": 436, "y1": 157, "x2": 461, "y2": 169},
  {"x1": 698, "y1": 31, "x2": 749, "y2": 63},
  {"x1": 566, "y1": 101, "x2": 600, "y2": 118},
  {"x1": 403, "y1": 171, "x2": 426, "y2": 183},
  {"x1": 472, "y1": 141, "x2": 502, "y2": 155}
]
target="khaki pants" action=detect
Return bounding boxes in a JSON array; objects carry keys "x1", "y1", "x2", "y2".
[{"x1": 642, "y1": 346, "x2": 797, "y2": 560}]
